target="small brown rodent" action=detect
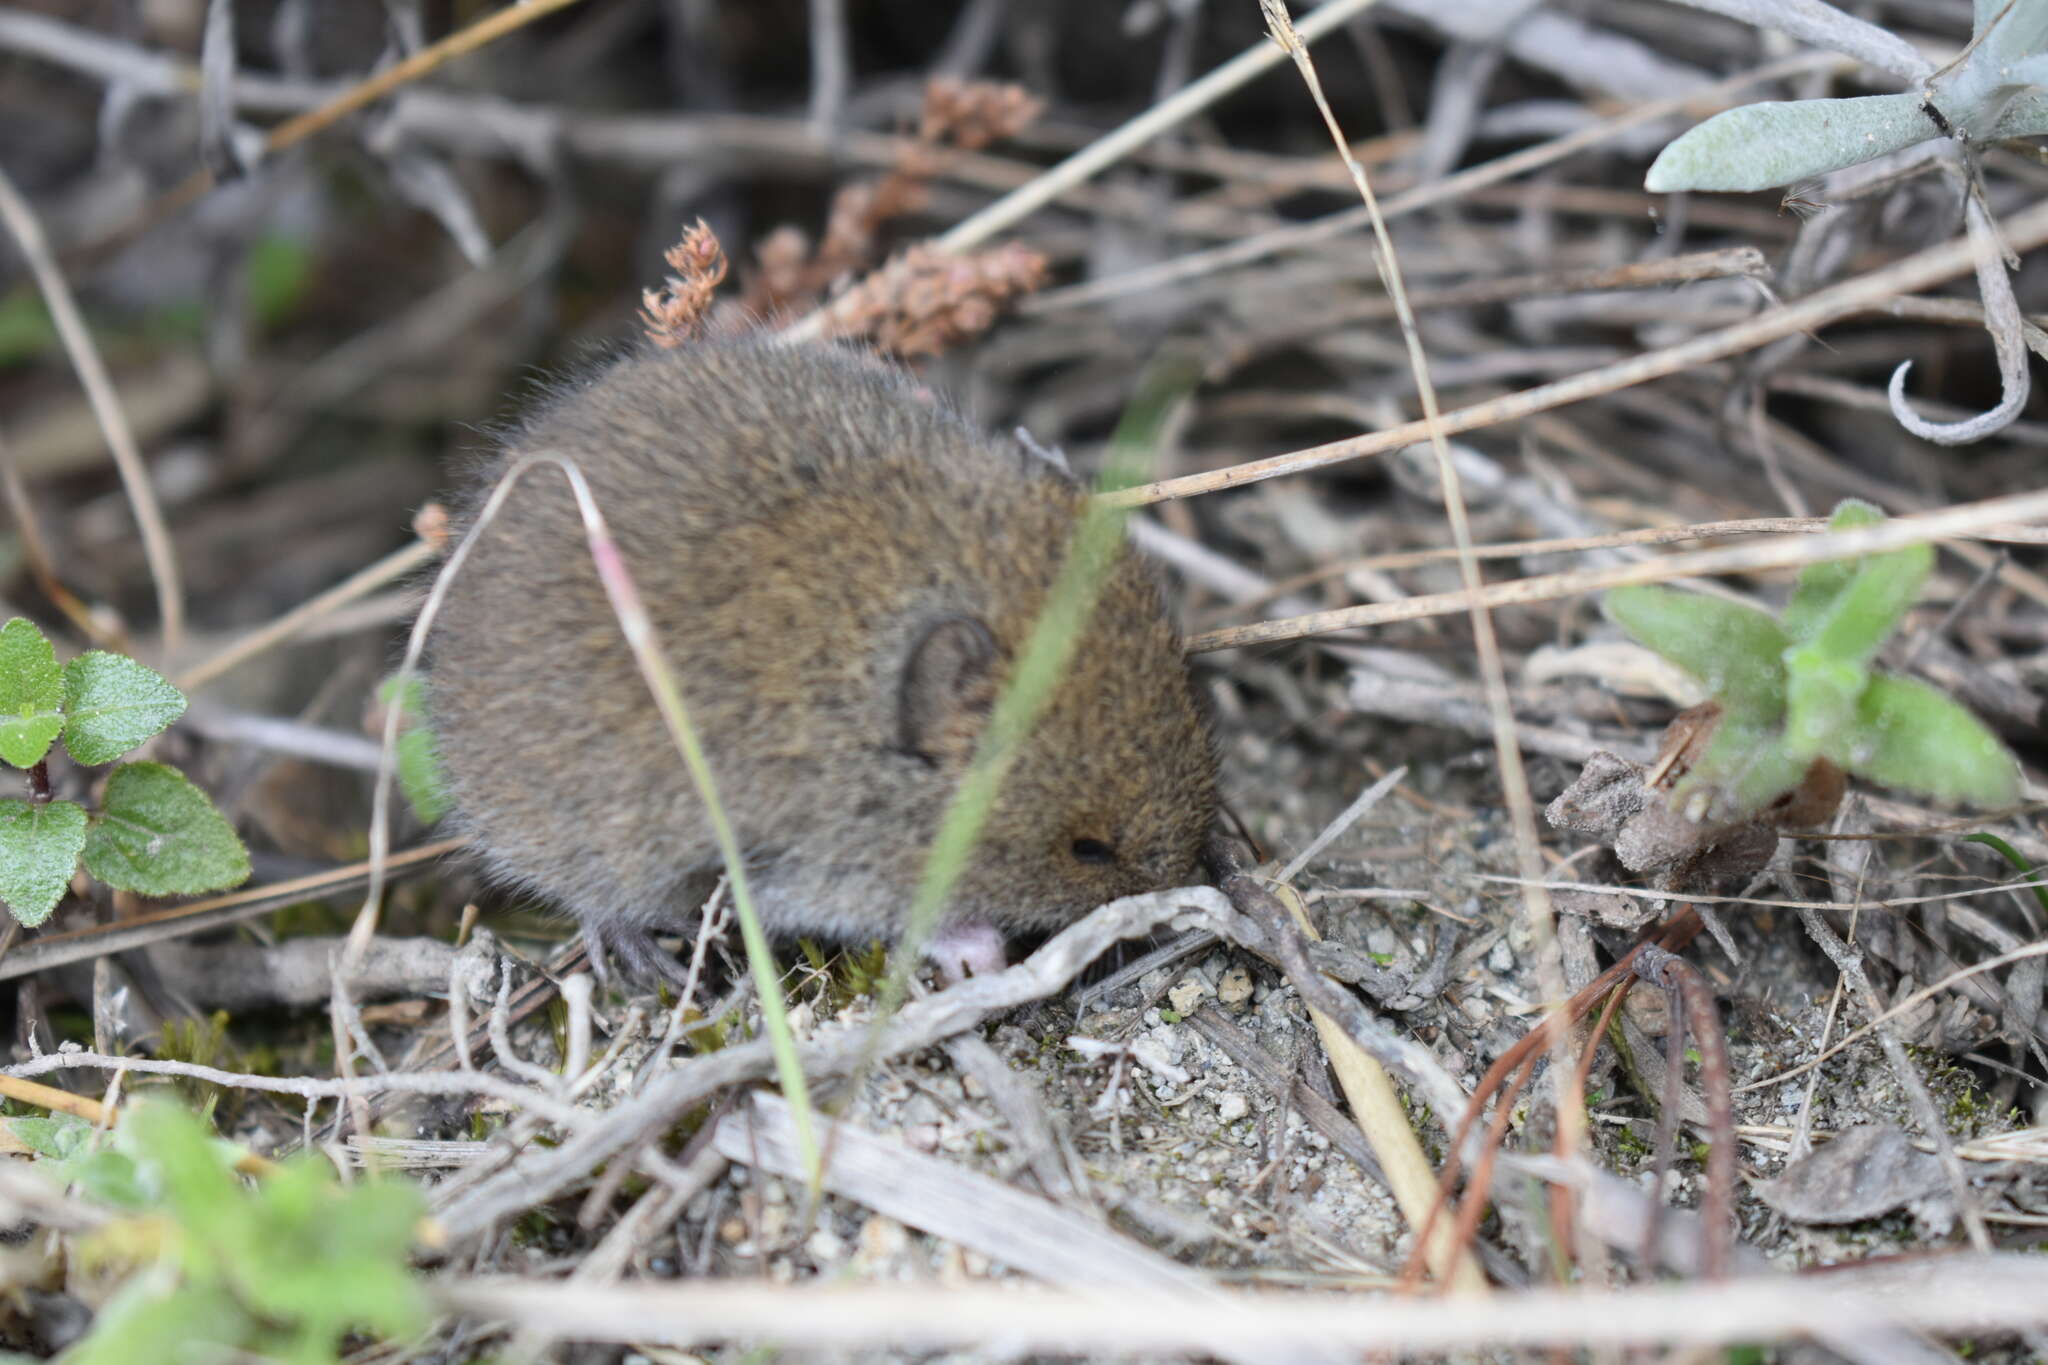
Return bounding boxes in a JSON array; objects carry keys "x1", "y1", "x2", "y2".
[{"x1": 426, "y1": 339, "x2": 1217, "y2": 982}]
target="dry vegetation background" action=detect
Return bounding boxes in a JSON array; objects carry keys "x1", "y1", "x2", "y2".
[{"x1": 2, "y1": 0, "x2": 2048, "y2": 1360}]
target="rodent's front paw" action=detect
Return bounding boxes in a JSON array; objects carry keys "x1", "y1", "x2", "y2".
[{"x1": 580, "y1": 916, "x2": 690, "y2": 989}]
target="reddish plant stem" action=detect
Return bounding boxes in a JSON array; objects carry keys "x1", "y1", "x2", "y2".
[{"x1": 1398, "y1": 907, "x2": 1703, "y2": 1291}]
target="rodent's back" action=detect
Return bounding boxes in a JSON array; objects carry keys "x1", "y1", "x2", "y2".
[{"x1": 428, "y1": 340, "x2": 1215, "y2": 954}]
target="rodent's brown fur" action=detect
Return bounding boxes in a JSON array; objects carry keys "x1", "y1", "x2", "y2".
[{"x1": 426, "y1": 340, "x2": 1217, "y2": 980}]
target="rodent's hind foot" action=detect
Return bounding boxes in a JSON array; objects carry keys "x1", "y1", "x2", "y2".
[
  {"x1": 580, "y1": 917, "x2": 691, "y2": 991},
  {"x1": 924, "y1": 921, "x2": 1009, "y2": 985}
]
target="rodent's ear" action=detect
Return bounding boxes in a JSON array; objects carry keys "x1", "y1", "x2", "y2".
[{"x1": 898, "y1": 615, "x2": 999, "y2": 766}]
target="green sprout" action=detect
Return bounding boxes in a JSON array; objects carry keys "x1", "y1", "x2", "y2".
[
  {"x1": 7, "y1": 1103, "x2": 427, "y2": 1365},
  {"x1": 0, "y1": 617, "x2": 249, "y2": 927},
  {"x1": 1607, "y1": 501, "x2": 2022, "y2": 820}
]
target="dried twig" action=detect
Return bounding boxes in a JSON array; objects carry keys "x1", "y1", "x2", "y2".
[{"x1": 435, "y1": 1254, "x2": 2048, "y2": 1354}]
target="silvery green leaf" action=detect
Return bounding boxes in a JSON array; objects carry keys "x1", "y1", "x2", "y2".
[
  {"x1": 1670, "y1": 0, "x2": 1929, "y2": 80},
  {"x1": 1990, "y1": 87, "x2": 2048, "y2": 140},
  {"x1": 1645, "y1": 95, "x2": 1936, "y2": 193},
  {"x1": 1975, "y1": 0, "x2": 2048, "y2": 65}
]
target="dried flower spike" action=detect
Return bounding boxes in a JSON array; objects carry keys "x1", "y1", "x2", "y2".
[
  {"x1": 919, "y1": 78, "x2": 1044, "y2": 151},
  {"x1": 823, "y1": 242, "x2": 1049, "y2": 357},
  {"x1": 640, "y1": 219, "x2": 730, "y2": 348}
]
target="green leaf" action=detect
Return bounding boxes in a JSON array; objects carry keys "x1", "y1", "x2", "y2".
[
  {"x1": 1680, "y1": 712, "x2": 1812, "y2": 819},
  {"x1": 1780, "y1": 647, "x2": 1866, "y2": 764},
  {"x1": 61, "y1": 651, "x2": 187, "y2": 766},
  {"x1": 382, "y1": 676, "x2": 450, "y2": 825},
  {"x1": 0, "y1": 287, "x2": 56, "y2": 366},
  {"x1": 1645, "y1": 94, "x2": 1935, "y2": 193},
  {"x1": 0, "y1": 797, "x2": 86, "y2": 927},
  {"x1": 1797, "y1": 540, "x2": 1931, "y2": 673},
  {"x1": 59, "y1": 1272, "x2": 248, "y2": 1365},
  {"x1": 62, "y1": 1147, "x2": 152, "y2": 1210},
  {"x1": 1830, "y1": 673, "x2": 2022, "y2": 808},
  {"x1": 1783, "y1": 500, "x2": 1884, "y2": 642},
  {"x1": 125, "y1": 1102, "x2": 272, "y2": 1296},
  {"x1": 0, "y1": 617, "x2": 64, "y2": 769},
  {"x1": 1990, "y1": 88, "x2": 2048, "y2": 140},
  {"x1": 241, "y1": 1162, "x2": 429, "y2": 1348},
  {"x1": 247, "y1": 234, "x2": 314, "y2": 329},
  {"x1": 1606, "y1": 586, "x2": 1789, "y2": 720},
  {"x1": 3, "y1": 1112, "x2": 93, "y2": 1161},
  {"x1": 82, "y1": 763, "x2": 250, "y2": 897}
]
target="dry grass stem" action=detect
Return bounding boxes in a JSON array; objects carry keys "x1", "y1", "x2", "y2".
[
  {"x1": 0, "y1": 163, "x2": 184, "y2": 659},
  {"x1": 1188, "y1": 486, "x2": 2048, "y2": 652},
  {"x1": 1262, "y1": 3, "x2": 1582, "y2": 1244},
  {"x1": 1115, "y1": 198, "x2": 2048, "y2": 507}
]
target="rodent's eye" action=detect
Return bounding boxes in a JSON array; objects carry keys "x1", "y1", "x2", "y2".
[{"x1": 1070, "y1": 838, "x2": 1118, "y2": 866}]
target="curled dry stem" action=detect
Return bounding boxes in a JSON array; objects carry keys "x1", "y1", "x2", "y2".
[{"x1": 1888, "y1": 190, "x2": 2030, "y2": 444}]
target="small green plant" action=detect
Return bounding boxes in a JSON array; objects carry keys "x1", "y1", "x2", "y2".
[
  {"x1": 7, "y1": 1103, "x2": 427, "y2": 1364},
  {"x1": 0, "y1": 617, "x2": 248, "y2": 927},
  {"x1": 1606, "y1": 501, "x2": 2022, "y2": 820}
]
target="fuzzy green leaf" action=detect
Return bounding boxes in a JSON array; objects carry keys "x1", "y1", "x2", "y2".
[
  {"x1": 240, "y1": 1161, "x2": 430, "y2": 1350},
  {"x1": 1606, "y1": 585, "x2": 1788, "y2": 720},
  {"x1": 1990, "y1": 88, "x2": 2048, "y2": 140},
  {"x1": 3, "y1": 1112, "x2": 92, "y2": 1161},
  {"x1": 1679, "y1": 712, "x2": 1814, "y2": 819},
  {"x1": 60, "y1": 1273, "x2": 247, "y2": 1365},
  {"x1": 1782, "y1": 500, "x2": 1884, "y2": 642},
  {"x1": 107, "y1": 1103, "x2": 430, "y2": 1362},
  {"x1": 1830, "y1": 673, "x2": 2022, "y2": 808},
  {"x1": 61, "y1": 650, "x2": 187, "y2": 766},
  {"x1": 1799, "y1": 540, "x2": 1932, "y2": 672},
  {"x1": 0, "y1": 618, "x2": 64, "y2": 769},
  {"x1": 126, "y1": 1100, "x2": 250, "y2": 1274},
  {"x1": 1645, "y1": 95, "x2": 1935, "y2": 193},
  {"x1": 0, "y1": 797, "x2": 85, "y2": 927},
  {"x1": 83, "y1": 763, "x2": 250, "y2": 897},
  {"x1": 1781, "y1": 648, "x2": 1865, "y2": 764}
]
